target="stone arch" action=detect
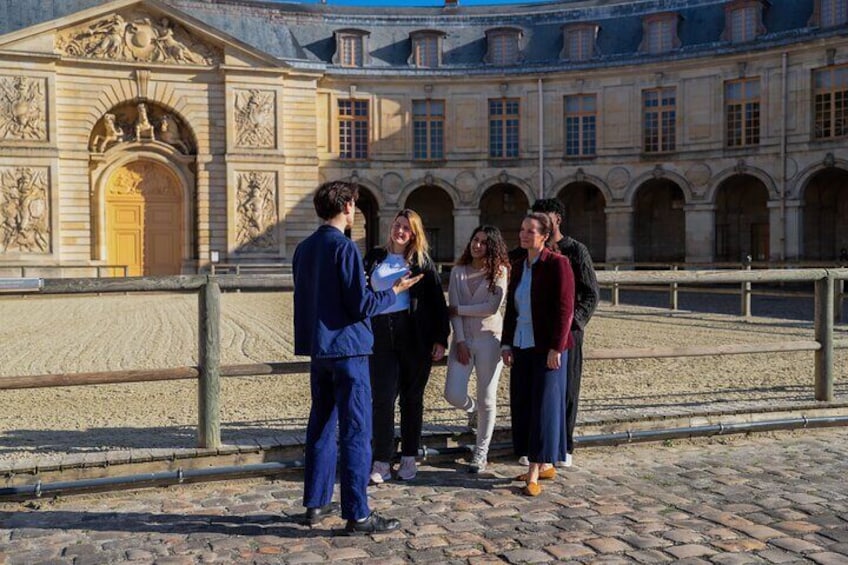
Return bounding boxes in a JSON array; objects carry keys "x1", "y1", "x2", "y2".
[
  {"x1": 625, "y1": 168, "x2": 694, "y2": 207},
  {"x1": 632, "y1": 177, "x2": 686, "y2": 263},
  {"x1": 706, "y1": 164, "x2": 778, "y2": 203},
  {"x1": 474, "y1": 172, "x2": 536, "y2": 209},
  {"x1": 555, "y1": 181, "x2": 607, "y2": 262},
  {"x1": 549, "y1": 170, "x2": 614, "y2": 207},
  {"x1": 397, "y1": 175, "x2": 460, "y2": 209},
  {"x1": 91, "y1": 145, "x2": 195, "y2": 274},
  {"x1": 714, "y1": 174, "x2": 770, "y2": 262},
  {"x1": 404, "y1": 185, "x2": 455, "y2": 263},
  {"x1": 479, "y1": 183, "x2": 531, "y2": 250},
  {"x1": 352, "y1": 184, "x2": 381, "y2": 256},
  {"x1": 800, "y1": 166, "x2": 848, "y2": 260},
  {"x1": 794, "y1": 156, "x2": 848, "y2": 200}
]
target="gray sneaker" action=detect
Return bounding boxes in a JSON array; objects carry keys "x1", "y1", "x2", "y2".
[{"x1": 468, "y1": 449, "x2": 487, "y2": 474}]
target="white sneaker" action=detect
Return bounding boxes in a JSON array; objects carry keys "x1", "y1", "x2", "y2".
[
  {"x1": 518, "y1": 455, "x2": 529, "y2": 466},
  {"x1": 369, "y1": 461, "x2": 391, "y2": 484},
  {"x1": 556, "y1": 453, "x2": 573, "y2": 468},
  {"x1": 397, "y1": 456, "x2": 417, "y2": 480}
]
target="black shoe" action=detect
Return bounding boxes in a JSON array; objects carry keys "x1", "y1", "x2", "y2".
[
  {"x1": 302, "y1": 503, "x2": 336, "y2": 526},
  {"x1": 344, "y1": 512, "x2": 401, "y2": 535}
]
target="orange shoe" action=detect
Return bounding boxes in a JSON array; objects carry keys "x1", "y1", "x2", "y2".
[
  {"x1": 523, "y1": 481, "x2": 542, "y2": 496},
  {"x1": 514, "y1": 466, "x2": 557, "y2": 482}
]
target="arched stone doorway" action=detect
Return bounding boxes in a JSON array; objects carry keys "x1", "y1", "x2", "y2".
[
  {"x1": 803, "y1": 168, "x2": 848, "y2": 260},
  {"x1": 349, "y1": 187, "x2": 379, "y2": 256},
  {"x1": 480, "y1": 183, "x2": 529, "y2": 251},
  {"x1": 715, "y1": 175, "x2": 770, "y2": 262},
  {"x1": 105, "y1": 160, "x2": 183, "y2": 276},
  {"x1": 634, "y1": 179, "x2": 685, "y2": 263},
  {"x1": 405, "y1": 186, "x2": 454, "y2": 263},
  {"x1": 557, "y1": 182, "x2": 606, "y2": 262}
]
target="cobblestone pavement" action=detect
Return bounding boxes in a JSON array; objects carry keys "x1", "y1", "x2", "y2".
[{"x1": 1, "y1": 428, "x2": 847, "y2": 564}]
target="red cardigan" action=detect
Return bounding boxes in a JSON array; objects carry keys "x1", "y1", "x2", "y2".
[{"x1": 502, "y1": 247, "x2": 575, "y2": 353}]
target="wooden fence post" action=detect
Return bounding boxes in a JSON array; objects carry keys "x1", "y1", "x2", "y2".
[
  {"x1": 198, "y1": 277, "x2": 222, "y2": 448},
  {"x1": 814, "y1": 274, "x2": 834, "y2": 401}
]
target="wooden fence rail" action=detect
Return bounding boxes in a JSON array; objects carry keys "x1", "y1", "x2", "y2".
[{"x1": 1, "y1": 268, "x2": 846, "y2": 450}]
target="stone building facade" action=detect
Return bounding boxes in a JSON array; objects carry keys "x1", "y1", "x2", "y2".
[{"x1": 0, "y1": 0, "x2": 846, "y2": 275}]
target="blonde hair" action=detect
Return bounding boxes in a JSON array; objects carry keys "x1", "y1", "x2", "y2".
[{"x1": 387, "y1": 208, "x2": 431, "y2": 267}]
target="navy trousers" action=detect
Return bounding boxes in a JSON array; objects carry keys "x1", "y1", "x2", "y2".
[
  {"x1": 303, "y1": 355, "x2": 371, "y2": 521},
  {"x1": 510, "y1": 347, "x2": 568, "y2": 463}
]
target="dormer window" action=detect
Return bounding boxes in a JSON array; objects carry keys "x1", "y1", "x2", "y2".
[
  {"x1": 409, "y1": 31, "x2": 445, "y2": 68},
  {"x1": 561, "y1": 23, "x2": 599, "y2": 62},
  {"x1": 333, "y1": 29, "x2": 370, "y2": 67},
  {"x1": 722, "y1": 1, "x2": 766, "y2": 44},
  {"x1": 639, "y1": 13, "x2": 680, "y2": 55},
  {"x1": 810, "y1": 0, "x2": 848, "y2": 27},
  {"x1": 485, "y1": 28, "x2": 522, "y2": 66}
]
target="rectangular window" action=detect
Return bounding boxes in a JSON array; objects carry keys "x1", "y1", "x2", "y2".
[
  {"x1": 489, "y1": 32, "x2": 519, "y2": 65},
  {"x1": 338, "y1": 99, "x2": 369, "y2": 159},
  {"x1": 564, "y1": 94, "x2": 597, "y2": 156},
  {"x1": 412, "y1": 99, "x2": 444, "y2": 160},
  {"x1": 725, "y1": 78, "x2": 760, "y2": 147},
  {"x1": 643, "y1": 87, "x2": 676, "y2": 153},
  {"x1": 566, "y1": 27, "x2": 595, "y2": 61},
  {"x1": 645, "y1": 18, "x2": 675, "y2": 54},
  {"x1": 339, "y1": 35, "x2": 363, "y2": 67},
  {"x1": 730, "y1": 6, "x2": 758, "y2": 42},
  {"x1": 489, "y1": 98, "x2": 520, "y2": 158},
  {"x1": 821, "y1": 0, "x2": 848, "y2": 27},
  {"x1": 414, "y1": 35, "x2": 439, "y2": 68},
  {"x1": 814, "y1": 65, "x2": 848, "y2": 139}
]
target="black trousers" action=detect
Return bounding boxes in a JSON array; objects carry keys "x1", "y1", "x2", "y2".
[
  {"x1": 369, "y1": 311, "x2": 432, "y2": 461},
  {"x1": 565, "y1": 328, "x2": 584, "y2": 454}
]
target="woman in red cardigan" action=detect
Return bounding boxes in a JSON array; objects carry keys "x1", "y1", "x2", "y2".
[{"x1": 501, "y1": 212, "x2": 575, "y2": 496}]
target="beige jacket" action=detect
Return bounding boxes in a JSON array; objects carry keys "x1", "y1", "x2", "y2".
[{"x1": 448, "y1": 264, "x2": 508, "y2": 343}]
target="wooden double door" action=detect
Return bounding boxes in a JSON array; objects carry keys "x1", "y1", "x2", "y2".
[{"x1": 105, "y1": 161, "x2": 183, "y2": 276}]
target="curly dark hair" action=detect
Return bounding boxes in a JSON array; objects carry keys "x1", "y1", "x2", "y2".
[{"x1": 457, "y1": 225, "x2": 511, "y2": 293}]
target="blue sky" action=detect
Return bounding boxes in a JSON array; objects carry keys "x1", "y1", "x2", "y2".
[{"x1": 292, "y1": 0, "x2": 551, "y2": 5}]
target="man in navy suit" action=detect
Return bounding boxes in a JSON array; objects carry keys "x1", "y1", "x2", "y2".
[{"x1": 293, "y1": 181, "x2": 421, "y2": 534}]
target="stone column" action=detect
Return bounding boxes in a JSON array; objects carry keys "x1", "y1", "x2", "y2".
[
  {"x1": 769, "y1": 198, "x2": 803, "y2": 261},
  {"x1": 453, "y1": 207, "x2": 481, "y2": 259},
  {"x1": 378, "y1": 206, "x2": 400, "y2": 247},
  {"x1": 683, "y1": 204, "x2": 716, "y2": 264},
  {"x1": 604, "y1": 205, "x2": 634, "y2": 262}
]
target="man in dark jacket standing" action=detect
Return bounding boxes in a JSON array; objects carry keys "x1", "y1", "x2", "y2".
[
  {"x1": 528, "y1": 198, "x2": 600, "y2": 468},
  {"x1": 293, "y1": 181, "x2": 421, "y2": 534}
]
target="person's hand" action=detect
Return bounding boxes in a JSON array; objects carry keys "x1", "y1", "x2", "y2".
[
  {"x1": 546, "y1": 349, "x2": 561, "y2": 370},
  {"x1": 432, "y1": 343, "x2": 446, "y2": 362},
  {"x1": 454, "y1": 341, "x2": 471, "y2": 365},
  {"x1": 448, "y1": 305, "x2": 459, "y2": 318},
  {"x1": 392, "y1": 273, "x2": 423, "y2": 294},
  {"x1": 501, "y1": 349, "x2": 513, "y2": 367}
]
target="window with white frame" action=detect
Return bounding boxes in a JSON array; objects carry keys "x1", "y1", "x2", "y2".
[
  {"x1": 723, "y1": 1, "x2": 765, "y2": 43},
  {"x1": 725, "y1": 78, "x2": 760, "y2": 147},
  {"x1": 564, "y1": 94, "x2": 597, "y2": 156},
  {"x1": 562, "y1": 24, "x2": 598, "y2": 62},
  {"x1": 486, "y1": 29, "x2": 521, "y2": 65},
  {"x1": 410, "y1": 32, "x2": 442, "y2": 68},
  {"x1": 338, "y1": 99, "x2": 369, "y2": 159},
  {"x1": 412, "y1": 99, "x2": 444, "y2": 160},
  {"x1": 333, "y1": 31, "x2": 368, "y2": 67},
  {"x1": 818, "y1": 0, "x2": 848, "y2": 27},
  {"x1": 641, "y1": 13, "x2": 679, "y2": 54},
  {"x1": 643, "y1": 87, "x2": 676, "y2": 153},
  {"x1": 813, "y1": 65, "x2": 848, "y2": 139}
]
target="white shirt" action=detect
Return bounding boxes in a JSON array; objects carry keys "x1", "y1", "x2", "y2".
[{"x1": 370, "y1": 252, "x2": 410, "y2": 314}]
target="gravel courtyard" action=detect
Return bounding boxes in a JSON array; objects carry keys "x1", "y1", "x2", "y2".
[{"x1": 0, "y1": 289, "x2": 846, "y2": 464}]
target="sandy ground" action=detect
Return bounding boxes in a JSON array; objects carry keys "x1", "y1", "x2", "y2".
[{"x1": 0, "y1": 289, "x2": 846, "y2": 464}]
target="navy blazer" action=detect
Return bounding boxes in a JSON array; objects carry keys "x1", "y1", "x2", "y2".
[
  {"x1": 293, "y1": 225, "x2": 396, "y2": 358},
  {"x1": 502, "y1": 247, "x2": 575, "y2": 353}
]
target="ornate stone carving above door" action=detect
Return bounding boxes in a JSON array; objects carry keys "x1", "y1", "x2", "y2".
[
  {"x1": 0, "y1": 167, "x2": 50, "y2": 253},
  {"x1": 55, "y1": 11, "x2": 222, "y2": 65},
  {"x1": 0, "y1": 76, "x2": 47, "y2": 141}
]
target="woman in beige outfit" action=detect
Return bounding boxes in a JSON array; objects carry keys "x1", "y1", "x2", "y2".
[{"x1": 444, "y1": 225, "x2": 510, "y2": 473}]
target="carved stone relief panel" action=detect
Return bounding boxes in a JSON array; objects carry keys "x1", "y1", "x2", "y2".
[
  {"x1": 90, "y1": 102, "x2": 194, "y2": 154},
  {"x1": 107, "y1": 162, "x2": 180, "y2": 199},
  {"x1": 0, "y1": 167, "x2": 50, "y2": 253},
  {"x1": 234, "y1": 89, "x2": 276, "y2": 148},
  {"x1": 235, "y1": 171, "x2": 278, "y2": 252},
  {"x1": 56, "y1": 12, "x2": 222, "y2": 65},
  {"x1": 0, "y1": 76, "x2": 47, "y2": 141}
]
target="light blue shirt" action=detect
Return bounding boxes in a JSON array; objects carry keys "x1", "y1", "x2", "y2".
[
  {"x1": 513, "y1": 255, "x2": 537, "y2": 349},
  {"x1": 370, "y1": 253, "x2": 410, "y2": 314}
]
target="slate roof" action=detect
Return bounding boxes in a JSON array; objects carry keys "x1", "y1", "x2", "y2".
[{"x1": 0, "y1": 0, "x2": 828, "y2": 73}]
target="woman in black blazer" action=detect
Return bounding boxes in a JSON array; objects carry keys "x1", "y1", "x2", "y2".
[
  {"x1": 501, "y1": 212, "x2": 575, "y2": 496},
  {"x1": 364, "y1": 209, "x2": 449, "y2": 483}
]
